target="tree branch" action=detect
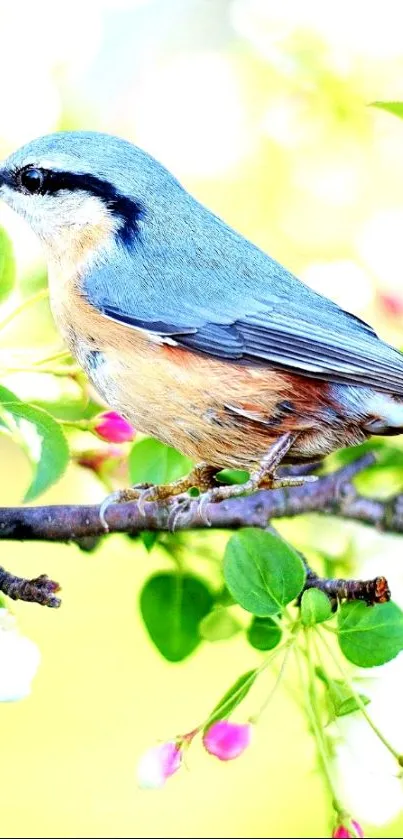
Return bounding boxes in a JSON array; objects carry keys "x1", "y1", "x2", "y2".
[
  {"x1": 0, "y1": 451, "x2": 399, "y2": 608},
  {"x1": 0, "y1": 452, "x2": 401, "y2": 542}
]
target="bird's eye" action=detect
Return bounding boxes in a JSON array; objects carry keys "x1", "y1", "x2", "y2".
[{"x1": 19, "y1": 168, "x2": 45, "y2": 194}]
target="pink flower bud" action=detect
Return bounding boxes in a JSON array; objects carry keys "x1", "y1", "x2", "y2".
[
  {"x1": 203, "y1": 720, "x2": 252, "y2": 761},
  {"x1": 77, "y1": 445, "x2": 123, "y2": 472},
  {"x1": 333, "y1": 820, "x2": 364, "y2": 838},
  {"x1": 137, "y1": 741, "x2": 182, "y2": 789},
  {"x1": 92, "y1": 411, "x2": 135, "y2": 443},
  {"x1": 378, "y1": 291, "x2": 403, "y2": 318}
]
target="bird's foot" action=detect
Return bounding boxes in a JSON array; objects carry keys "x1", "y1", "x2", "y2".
[
  {"x1": 166, "y1": 493, "x2": 197, "y2": 531},
  {"x1": 99, "y1": 483, "x2": 151, "y2": 531},
  {"x1": 99, "y1": 463, "x2": 219, "y2": 531},
  {"x1": 196, "y1": 432, "x2": 318, "y2": 524}
]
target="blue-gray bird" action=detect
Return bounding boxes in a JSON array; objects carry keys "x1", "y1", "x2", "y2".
[{"x1": 1, "y1": 130, "x2": 403, "y2": 521}]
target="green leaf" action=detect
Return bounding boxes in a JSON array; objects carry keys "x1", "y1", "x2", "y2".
[
  {"x1": 223, "y1": 529, "x2": 306, "y2": 616},
  {"x1": 216, "y1": 468, "x2": 249, "y2": 485},
  {"x1": 0, "y1": 385, "x2": 20, "y2": 429},
  {"x1": 215, "y1": 587, "x2": 236, "y2": 607},
  {"x1": 315, "y1": 667, "x2": 370, "y2": 717},
  {"x1": 338, "y1": 600, "x2": 403, "y2": 667},
  {"x1": 0, "y1": 385, "x2": 21, "y2": 402},
  {"x1": 0, "y1": 401, "x2": 69, "y2": 501},
  {"x1": 129, "y1": 437, "x2": 192, "y2": 485},
  {"x1": 0, "y1": 227, "x2": 15, "y2": 304},
  {"x1": 140, "y1": 531, "x2": 159, "y2": 552},
  {"x1": 199, "y1": 607, "x2": 242, "y2": 642},
  {"x1": 246, "y1": 615, "x2": 282, "y2": 650},
  {"x1": 301, "y1": 589, "x2": 333, "y2": 626},
  {"x1": 205, "y1": 669, "x2": 258, "y2": 730},
  {"x1": 328, "y1": 680, "x2": 370, "y2": 717},
  {"x1": 371, "y1": 101, "x2": 403, "y2": 120},
  {"x1": 139, "y1": 573, "x2": 213, "y2": 662}
]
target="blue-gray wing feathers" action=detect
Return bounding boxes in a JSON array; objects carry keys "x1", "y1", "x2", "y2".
[{"x1": 82, "y1": 198, "x2": 403, "y2": 395}]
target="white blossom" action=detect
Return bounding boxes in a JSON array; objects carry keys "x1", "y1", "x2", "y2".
[
  {"x1": 331, "y1": 656, "x2": 403, "y2": 825},
  {"x1": 137, "y1": 742, "x2": 182, "y2": 790},
  {"x1": 0, "y1": 609, "x2": 41, "y2": 702}
]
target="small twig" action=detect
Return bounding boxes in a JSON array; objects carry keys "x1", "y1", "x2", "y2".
[
  {"x1": 0, "y1": 567, "x2": 61, "y2": 608},
  {"x1": 304, "y1": 567, "x2": 391, "y2": 605},
  {"x1": 290, "y1": 539, "x2": 391, "y2": 606}
]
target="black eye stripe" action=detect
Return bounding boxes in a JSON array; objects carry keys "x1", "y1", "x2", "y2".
[{"x1": 14, "y1": 167, "x2": 144, "y2": 247}]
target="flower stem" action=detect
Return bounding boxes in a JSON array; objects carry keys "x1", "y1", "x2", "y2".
[
  {"x1": 0, "y1": 288, "x2": 48, "y2": 332},
  {"x1": 317, "y1": 627, "x2": 402, "y2": 763},
  {"x1": 295, "y1": 632, "x2": 345, "y2": 816},
  {"x1": 202, "y1": 640, "x2": 292, "y2": 731},
  {"x1": 58, "y1": 418, "x2": 92, "y2": 431},
  {"x1": 249, "y1": 641, "x2": 294, "y2": 723},
  {"x1": 33, "y1": 348, "x2": 71, "y2": 366},
  {"x1": 0, "y1": 362, "x2": 80, "y2": 377}
]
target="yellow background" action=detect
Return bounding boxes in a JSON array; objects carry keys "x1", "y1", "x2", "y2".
[{"x1": 0, "y1": 1, "x2": 403, "y2": 836}]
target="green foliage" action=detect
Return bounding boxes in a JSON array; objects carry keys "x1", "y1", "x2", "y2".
[
  {"x1": 246, "y1": 616, "x2": 282, "y2": 650},
  {"x1": 129, "y1": 437, "x2": 192, "y2": 485},
  {"x1": 300, "y1": 589, "x2": 333, "y2": 626},
  {"x1": 0, "y1": 393, "x2": 69, "y2": 501},
  {"x1": 327, "y1": 680, "x2": 370, "y2": 718},
  {"x1": 338, "y1": 600, "x2": 403, "y2": 667},
  {"x1": 315, "y1": 667, "x2": 370, "y2": 717},
  {"x1": 0, "y1": 227, "x2": 15, "y2": 304},
  {"x1": 371, "y1": 101, "x2": 403, "y2": 119},
  {"x1": 215, "y1": 587, "x2": 236, "y2": 607},
  {"x1": 139, "y1": 531, "x2": 159, "y2": 552},
  {"x1": 216, "y1": 468, "x2": 249, "y2": 485},
  {"x1": 0, "y1": 384, "x2": 21, "y2": 428},
  {"x1": 205, "y1": 669, "x2": 258, "y2": 729},
  {"x1": 199, "y1": 606, "x2": 242, "y2": 642},
  {"x1": 139, "y1": 572, "x2": 213, "y2": 662},
  {"x1": 0, "y1": 384, "x2": 21, "y2": 403},
  {"x1": 327, "y1": 438, "x2": 403, "y2": 472},
  {"x1": 223, "y1": 529, "x2": 306, "y2": 616}
]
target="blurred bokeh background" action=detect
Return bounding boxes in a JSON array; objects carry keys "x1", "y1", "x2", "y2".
[{"x1": 1, "y1": 0, "x2": 403, "y2": 836}]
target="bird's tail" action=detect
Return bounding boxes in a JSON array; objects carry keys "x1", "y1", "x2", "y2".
[
  {"x1": 362, "y1": 392, "x2": 403, "y2": 436},
  {"x1": 334, "y1": 384, "x2": 403, "y2": 436}
]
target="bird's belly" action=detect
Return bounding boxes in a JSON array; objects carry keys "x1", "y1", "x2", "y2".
[
  {"x1": 74, "y1": 338, "x2": 365, "y2": 470},
  {"x1": 52, "y1": 288, "x2": 367, "y2": 470}
]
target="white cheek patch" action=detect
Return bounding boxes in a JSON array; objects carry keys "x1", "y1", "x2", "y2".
[
  {"x1": 59, "y1": 192, "x2": 111, "y2": 227},
  {"x1": 0, "y1": 184, "x2": 35, "y2": 221},
  {"x1": 0, "y1": 184, "x2": 117, "y2": 242}
]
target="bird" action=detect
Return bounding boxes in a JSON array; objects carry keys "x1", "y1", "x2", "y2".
[{"x1": 1, "y1": 130, "x2": 403, "y2": 527}]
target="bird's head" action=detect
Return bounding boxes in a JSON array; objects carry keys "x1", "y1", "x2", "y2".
[{"x1": 0, "y1": 131, "x2": 182, "y2": 260}]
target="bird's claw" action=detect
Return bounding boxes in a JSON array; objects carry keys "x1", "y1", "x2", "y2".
[
  {"x1": 99, "y1": 490, "x2": 125, "y2": 532},
  {"x1": 197, "y1": 489, "x2": 216, "y2": 525},
  {"x1": 167, "y1": 489, "x2": 216, "y2": 530},
  {"x1": 167, "y1": 494, "x2": 195, "y2": 531},
  {"x1": 99, "y1": 482, "x2": 151, "y2": 531},
  {"x1": 136, "y1": 487, "x2": 158, "y2": 517}
]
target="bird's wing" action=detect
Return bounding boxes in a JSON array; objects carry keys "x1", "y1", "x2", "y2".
[
  {"x1": 82, "y1": 230, "x2": 403, "y2": 395},
  {"x1": 97, "y1": 299, "x2": 403, "y2": 394}
]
